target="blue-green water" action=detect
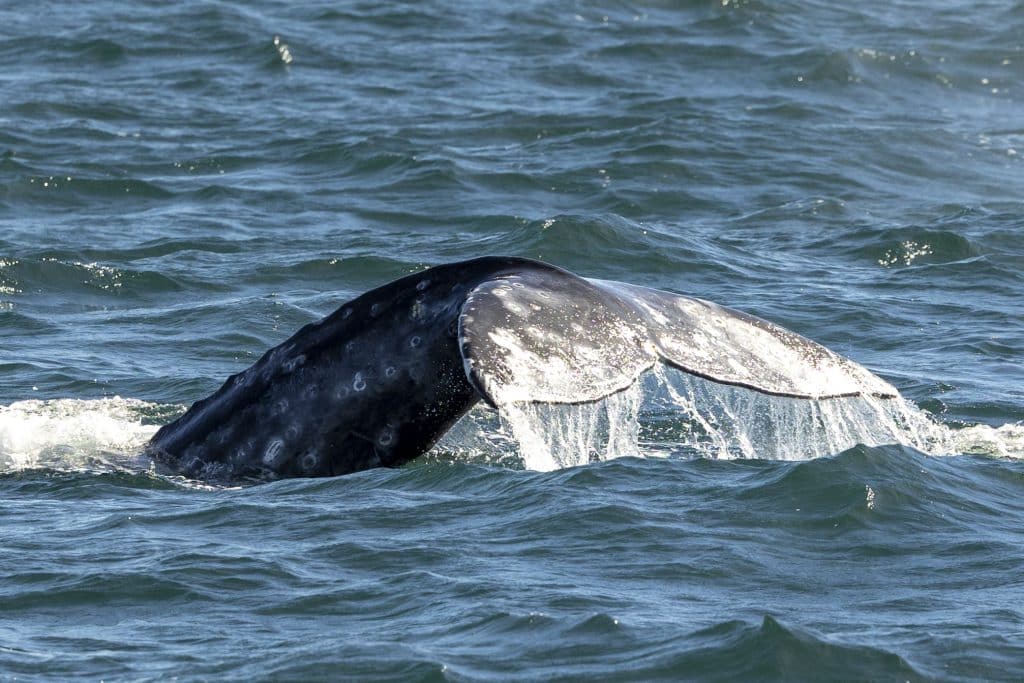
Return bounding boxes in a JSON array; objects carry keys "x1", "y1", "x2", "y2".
[{"x1": 2, "y1": 1, "x2": 1023, "y2": 680}]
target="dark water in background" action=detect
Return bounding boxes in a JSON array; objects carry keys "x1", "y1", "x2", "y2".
[{"x1": 2, "y1": 1, "x2": 1024, "y2": 680}]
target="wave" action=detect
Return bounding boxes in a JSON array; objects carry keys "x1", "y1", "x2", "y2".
[
  {"x1": 252, "y1": 612, "x2": 923, "y2": 680},
  {"x1": 0, "y1": 256, "x2": 184, "y2": 300}
]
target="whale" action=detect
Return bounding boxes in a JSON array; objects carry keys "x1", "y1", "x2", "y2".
[{"x1": 146, "y1": 256, "x2": 897, "y2": 481}]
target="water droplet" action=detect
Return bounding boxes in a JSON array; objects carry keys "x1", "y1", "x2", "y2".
[
  {"x1": 273, "y1": 35, "x2": 293, "y2": 64},
  {"x1": 385, "y1": 366, "x2": 396, "y2": 377},
  {"x1": 410, "y1": 335, "x2": 422, "y2": 348},
  {"x1": 353, "y1": 372, "x2": 366, "y2": 391},
  {"x1": 416, "y1": 278, "x2": 430, "y2": 291}
]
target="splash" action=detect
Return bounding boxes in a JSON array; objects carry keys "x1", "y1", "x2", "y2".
[
  {"x1": 1, "y1": 378, "x2": 1020, "y2": 479},
  {"x1": 497, "y1": 382, "x2": 644, "y2": 470},
  {"x1": 638, "y1": 367, "x2": 955, "y2": 460},
  {"x1": 470, "y1": 367, "x2": 1020, "y2": 468},
  {"x1": 0, "y1": 397, "x2": 159, "y2": 472},
  {"x1": 949, "y1": 423, "x2": 1024, "y2": 458}
]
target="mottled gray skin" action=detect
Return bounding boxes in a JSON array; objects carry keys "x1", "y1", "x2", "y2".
[{"x1": 147, "y1": 257, "x2": 568, "y2": 481}]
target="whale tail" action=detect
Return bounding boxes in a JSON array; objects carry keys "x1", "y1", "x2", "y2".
[
  {"x1": 459, "y1": 266, "x2": 897, "y2": 409},
  {"x1": 148, "y1": 257, "x2": 897, "y2": 481}
]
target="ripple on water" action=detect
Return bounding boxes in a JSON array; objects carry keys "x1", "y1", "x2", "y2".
[{"x1": 0, "y1": 0, "x2": 1023, "y2": 679}]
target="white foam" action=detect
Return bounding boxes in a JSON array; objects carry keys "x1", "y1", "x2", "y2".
[
  {"x1": 949, "y1": 422, "x2": 1024, "y2": 459},
  {"x1": 0, "y1": 397, "x2": 159, "y2": 472}
]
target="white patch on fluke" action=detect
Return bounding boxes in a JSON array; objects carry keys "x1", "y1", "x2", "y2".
[{"x1": 597, "y1": 280, "x2": 897, "y2": 399}]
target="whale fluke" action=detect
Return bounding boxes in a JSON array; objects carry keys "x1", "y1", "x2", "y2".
[
  {"x1": 461, "y1": 270, "x2": 896, "y2": 407},
  {"x1": 147, "y1": 257, "x2": 897, "y2": 481}
]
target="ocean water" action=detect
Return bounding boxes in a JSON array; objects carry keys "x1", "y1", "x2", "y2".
[{"x1": 2, "y1": 1, "x2": 1023, "y2": 680}]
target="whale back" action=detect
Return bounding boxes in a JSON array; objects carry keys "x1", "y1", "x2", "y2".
[{"x1": 148, "y1": 258, "x2": 540, "y2": 480}]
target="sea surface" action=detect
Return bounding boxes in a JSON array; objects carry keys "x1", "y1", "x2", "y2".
[{"x1": 2, "y1": 1, "x2": 1024, "y2": 680}]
